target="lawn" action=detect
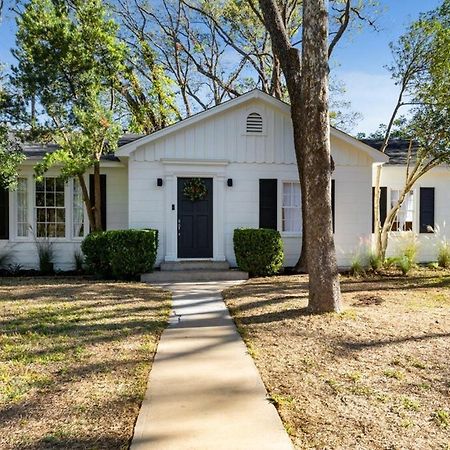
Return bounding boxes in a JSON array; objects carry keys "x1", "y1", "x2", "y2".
[
  {"x1": 0, "y1": 277, "x2": 171, "y2": 450},
  {"x1": 224, "y1": 269, "x2": 450, "y2": 450}
]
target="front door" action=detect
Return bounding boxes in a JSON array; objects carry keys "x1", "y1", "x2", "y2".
[{"x1": 177, "y1": 177, "x2": 213, "y2": 258}]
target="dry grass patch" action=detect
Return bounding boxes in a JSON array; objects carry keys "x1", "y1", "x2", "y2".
[
  {"x1": 0, "y1": 277, "x2": 170, "y2": 450},
  {"x1": 224, "y1": 269, "x2": 450, "y2": 450}
]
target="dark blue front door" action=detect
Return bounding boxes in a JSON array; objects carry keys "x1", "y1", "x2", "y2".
[{"x1": 177, "y1": 178, "x2": 213, "y2": 258}]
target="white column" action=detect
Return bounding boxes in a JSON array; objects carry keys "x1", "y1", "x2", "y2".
[
  {"x1": 213, "y1": 175, "x2": 226, "y2": 261},
  {"x1": 164, "y1": 174, "x2": 177, "y2": 261}
]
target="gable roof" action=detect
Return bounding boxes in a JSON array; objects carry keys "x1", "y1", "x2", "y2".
[{"x1": 116, "y1": 89, "x2": 388, "y2": 163}]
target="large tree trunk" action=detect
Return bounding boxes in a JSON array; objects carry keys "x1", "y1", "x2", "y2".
[
  {"x1": 259, "y1": 0, "x2": 341, "y2": 313},
  {"x1": 300, "y1": 0, "x2": 341, "y2": 312}
]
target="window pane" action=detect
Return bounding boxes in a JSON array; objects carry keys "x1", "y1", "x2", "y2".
[
  {"x1": 35, "y1": 177, "x2": 66, "y2": 238},
  {"x1": 36, "y1": 193, "x2": 45, "y2": 207},
  {"x1": 17, "y1": 178, "x2": 29, "y2": 237},
  {"x1": 282, "y1": 182, "x2": 301, "y2": 232},
  {"x1": 45, "y1": 177, "x2": 55, "y2": 192},
  {"x1": 36, "y1": 179, "x2": 44, "y2": 192},
  {"x1": 392, "y1": 189, "x2": 414, "y2": 231},
  {"x1": 56, "y1": 223, "x2": 65, "y2": 237},
  {"x1": 72, "y1": 178, "x2": 84, "y2": 238},
  {"x1": 55, "y1": 178, "x2": 65, "y2": 192},
  {"x1": 56, "y1": 192, "x2": 64, "y2": 207}
]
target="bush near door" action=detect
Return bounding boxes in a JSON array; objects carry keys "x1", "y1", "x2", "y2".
[
  {"x1": 233, "y1": 228, "x2": 284, "y2": 276},
  {"x1": 82, "y1": 229, "x2": 158, "y2": 279}
]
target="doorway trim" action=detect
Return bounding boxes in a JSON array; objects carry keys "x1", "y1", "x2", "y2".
[{"x1": 161, "y1": 159, "x2": 227, "y2": 262}]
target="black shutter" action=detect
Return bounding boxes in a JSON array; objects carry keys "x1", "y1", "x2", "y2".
[
  {"x1": 259, "y1": 179, "x2": 277, "y2": 229},
  {"x1": 0, "y1": 186, "x2": 9, "y2": 240},
  {"x1": 420, "y1": 187, "x2": 435, "y2": 233},
  {"x1": 372, "y1": 187, "x2": 387, "y2": 232},
  {"x1": 331, "y1": 180, "x2": 335, "y2": 233},
  {"x1": 89, "y1": 174, "x2": 107, "y2": 231}
]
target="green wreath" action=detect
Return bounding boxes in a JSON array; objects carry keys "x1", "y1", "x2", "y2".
[{"x1": 183, "y1": 178, "x2": 207, "y2": 201}]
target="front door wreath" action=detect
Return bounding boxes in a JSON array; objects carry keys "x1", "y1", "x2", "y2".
[{"x1": 183, "y1": 178, "x2": 208, "y2": 201}]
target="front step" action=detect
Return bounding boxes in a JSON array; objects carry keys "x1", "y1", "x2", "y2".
[
  {"x1": 160, "y1": 260, "x2": 230, "y2": 271},
  {"x1": 141, "y1": 269, "x2": 248, "y2": 283}
]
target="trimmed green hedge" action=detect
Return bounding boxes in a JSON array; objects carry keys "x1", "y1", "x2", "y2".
[
  {"x1": 81, "y1": 229, "x2": 158, "y2": 279},
  {"x1": 233, "y1": 228, "x2": 284, "y2": 276}
]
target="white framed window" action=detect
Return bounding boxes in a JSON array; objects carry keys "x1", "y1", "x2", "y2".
[
  {"x1": 282, "y1": 182, "x2": 301, "y2": 233},
  {"x1": 35, "y1": 177, "x2": 66, "y2": 238},
  {"x1": 72, "y1": 178, "x2": 84, "y2": 238},
  {"x1": 391, "y1": 189, "x2": 414, "y2": 231},
  {"x1": 16, "y1": 177, "x2": 29, "y2": 238}
]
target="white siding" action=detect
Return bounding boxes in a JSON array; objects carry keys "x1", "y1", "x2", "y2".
[
  {"x1": 0, "y1": 164, "x2": 128, "y2": 270},
  {"x1": 376, "y1": 165, "x2": 450, "y2": 262},
  {"x1": 127, "y1": 98, "x2": 374, "y2": 268}
]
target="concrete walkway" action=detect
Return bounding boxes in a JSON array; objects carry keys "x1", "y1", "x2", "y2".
[{"x1": 131, "y1": 281, "x2": 293, "y2": 450}]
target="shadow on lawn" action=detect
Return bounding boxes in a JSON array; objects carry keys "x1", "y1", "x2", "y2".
[
  {"x1": 341, "y1": 331, "x2": 450, "y2": 351},
  {"x1": 0, "y1": 278, "x2": 171, "y2": 449}
]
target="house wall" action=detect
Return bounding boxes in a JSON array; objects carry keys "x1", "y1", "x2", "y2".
[
  {"x1": 376, "y1": 164, "x2": 450, "y2": 262},
  {"x1": 128, "y1": 99, "x2": 375, "y2": 268},
  {"x1": 0, "y1": 163, "x2": 128, "y2": 271}
]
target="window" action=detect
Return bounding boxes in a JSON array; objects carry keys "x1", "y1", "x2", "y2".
[
  {"x1": 282, "y1": 182, "x2": 301, "y2": 232},
  {"x1": 17, "y1": 178, "x2": 28, "y2": 237},
  {"x1": 246, "y1": 112, "x2": 263, "y2": 133},
  {"x1": 73, "y1": 178, "x2": 84, "y2": 238},
  {"x1": 391, "y1": 189, "x2": 414, "y2": 231},
  {"x1": 35, "y1": 177, "x2": 66, "y2": 238}
]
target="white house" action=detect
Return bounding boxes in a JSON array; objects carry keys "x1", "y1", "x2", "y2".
[
  {"x1": 2, "y1": 89, "x2": 419, "y2": 272},
  {"x1": 365, "y1": 139, "x2": 450, "y2": 262}
]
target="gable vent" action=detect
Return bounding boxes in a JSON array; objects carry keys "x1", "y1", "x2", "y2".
[{"x1": 246, "y1": 112, "x2": 263, "y2": 133}]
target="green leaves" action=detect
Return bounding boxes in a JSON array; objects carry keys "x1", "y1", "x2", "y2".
[{"x1": 12, "y1": 0, "x2": 128, "y2": 230}]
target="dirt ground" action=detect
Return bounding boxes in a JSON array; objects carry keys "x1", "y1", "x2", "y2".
[
  {"x1": 224, "y1": 269, "x2": 450, "y2": 450},
  {"x1": 0, "y1": 277, "x2": 170, "y2": 450}
]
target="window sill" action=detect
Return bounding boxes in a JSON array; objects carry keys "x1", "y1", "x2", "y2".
[{"x1": 9, "y1": 238, "x2": 84, "y2": 243}]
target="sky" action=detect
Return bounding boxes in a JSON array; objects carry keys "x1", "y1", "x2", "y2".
[{"x1": 0, "y1": 0, "x2": 443, "y2": 135}]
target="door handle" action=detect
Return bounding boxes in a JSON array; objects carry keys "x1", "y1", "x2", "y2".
[{"x1": 177, "y1": 219, "x2": 181, "y2": 236}]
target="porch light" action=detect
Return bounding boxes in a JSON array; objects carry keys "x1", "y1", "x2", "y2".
[
  {"x1": 227, "y1": 178, "x2": 233, "y2": 187},
  {"x1": 157, "y1": 178, "x2": 163, "y2": 187}
]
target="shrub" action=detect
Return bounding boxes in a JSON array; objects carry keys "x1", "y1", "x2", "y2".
[
  {"x1": 81, "y1": 232, "x2": 110, "y2": 276},
  {"x1": 35, "y1": 238, "x2": 54, "y2": 275},
  {"x1": 73, "y1": 251, "x2": 85, "y2": 273},
  {"x1": 397, "y1": 255, "x2": 413, "y2": 275},
  {"x1": 108, "y1": 230, "x2": 158, "y2": 279},
  {"x1": 368, "y1": 252, "x2": 383, "y2": 271},
  {"x1": 233, "y1": 228, "x2": 283, "y2": 276},
  {"x1": 389, "y1": 231, "x2": 419, "y2": 275},
  {"x1": 350, "y1": 254, "x2": 366, "y2": 277},
  {"x1": 437, "y1": 242, "x2": 450, "y2": 268},
  {"x1": 81, "y1": 229, "x2": 158, "y2": 279}
]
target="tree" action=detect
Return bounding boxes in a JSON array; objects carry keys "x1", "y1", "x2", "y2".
[
  {"x1": 13, "y1": 0, "x2": 126, "y2": 231},
  {"x1": 257, "y1": 0, "x2": 340, "y2": 312},
  {"x1": 373, "y1": 0, "x2": 450, "y2": 259},
  {"x1": 0, "y1": 68, "x2": 26, "y2": 189},
  {"x1": 0, "y1": 131, "x2": 25, "y2": 190}
]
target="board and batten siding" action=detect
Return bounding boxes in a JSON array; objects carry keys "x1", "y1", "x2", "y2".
[
  {"x1": 376, "y1": 164, "x2": 450, "y2": 263},
  {"x1": 128, "y1": 98, "x2": 375, "y2": 268},
  {"x1": 0, "y1": 164, "x2": 128, "y2": 270}
]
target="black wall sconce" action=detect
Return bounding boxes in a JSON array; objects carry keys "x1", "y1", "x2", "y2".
[
  {"x1": 157, "y1": 178, "x2": 163, "y2": 187},
  {"x1": 227, "y1": 178, "x2": 233, "y2": 187}
]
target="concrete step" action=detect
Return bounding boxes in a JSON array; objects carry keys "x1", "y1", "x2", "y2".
[
  {"x1": 160, "y1": 260, "x2": 230, "y2": 271},
  {"x1": 141, "y1": 269, "x2": 248, "y2": 283}
]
